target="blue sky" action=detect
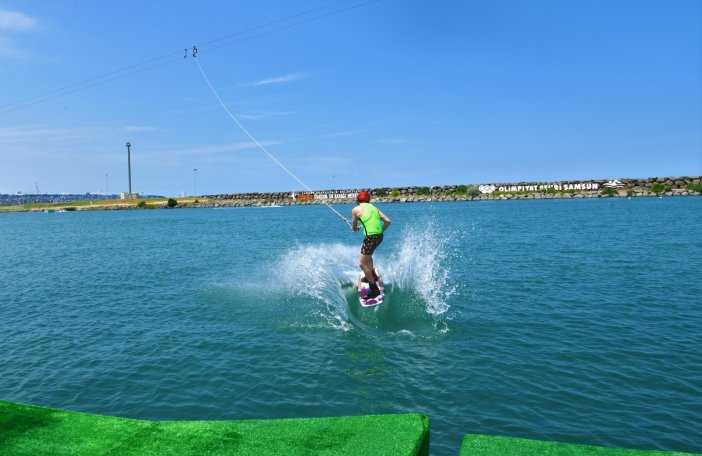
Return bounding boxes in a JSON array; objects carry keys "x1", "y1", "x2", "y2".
[{"x1": 1, "y1": 0, "x2": 700, "y2": 196}]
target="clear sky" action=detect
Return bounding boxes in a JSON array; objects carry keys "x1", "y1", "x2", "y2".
[{"x1": 1, "y1": 0, "x2": 700, "y2": 196}]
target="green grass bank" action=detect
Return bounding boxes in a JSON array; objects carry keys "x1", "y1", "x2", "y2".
[
  {"x1": 2, "y1": 401, "x2": 700, "y2": 455},
  {"x1": 460, "y1": 435, "x2": 700, "y2": 456},
  {"x1": 0, "y1": 401, "x2": 429, "y2": 455}
]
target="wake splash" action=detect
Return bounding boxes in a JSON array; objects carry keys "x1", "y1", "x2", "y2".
[
  {"x1": 385, "y1": 222, "x2": 456, "y2": 316},
  {"x1": 274, "y1": 243, "x2": 358, "y2": 332},
  {"x1": 271, "y1": 220, "x2": 456, "y2": 335}
]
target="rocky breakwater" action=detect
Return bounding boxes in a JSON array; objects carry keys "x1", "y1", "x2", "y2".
[{"x1": 203, "y1": 176, "x2": 701, "y2": 206}]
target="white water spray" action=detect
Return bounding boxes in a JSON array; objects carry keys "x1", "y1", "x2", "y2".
[
  {"x1": 385, "y1": 219, "x2": 456, "y2": 316},
  {"x1": 270, "y1": 220, "x2": 456, "y2": 333}
]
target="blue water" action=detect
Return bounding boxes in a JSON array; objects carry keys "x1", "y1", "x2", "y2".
[{"x1": 1, "y1": 198, "x2": 701, "y2": 454}]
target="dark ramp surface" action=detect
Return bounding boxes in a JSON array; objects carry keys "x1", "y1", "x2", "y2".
[{"x1": 0, "y1": 401, "x2": 429, "y2": 455}]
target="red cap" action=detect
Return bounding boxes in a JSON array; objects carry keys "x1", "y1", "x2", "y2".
[{"x1": 357, "y1": 191, "x2": 371, "y2": 202}]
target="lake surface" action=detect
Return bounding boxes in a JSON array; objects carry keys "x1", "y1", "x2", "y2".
[{"x1": 1, "y1": 197, "x2": 700, "y2": 454}]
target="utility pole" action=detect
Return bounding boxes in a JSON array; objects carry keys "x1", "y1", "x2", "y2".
[
  {"x1": 193, "y1": 168, "x2": 198, "y2": 197},
  {"x1": 105, "y1": 173, "x2": 109, "y2": 198},
  {"x1": 126, "y1": 142, "x2": 132, "y2": 198}
]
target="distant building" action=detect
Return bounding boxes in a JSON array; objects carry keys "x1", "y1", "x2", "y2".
[{"x1": 119, "y1": 193, "x2": 140, "y2": 200}]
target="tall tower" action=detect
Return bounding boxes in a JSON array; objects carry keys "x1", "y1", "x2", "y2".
[{"x1": 126, "y1": 142, "x2": 132, "y2": 197}]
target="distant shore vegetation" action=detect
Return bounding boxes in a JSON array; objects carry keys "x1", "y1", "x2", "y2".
[
  {"x1": 1, "y1": 177, "x2": 700, "y2": 213},
  {"x1": 0, "y1": 197, "x2": 190, "y2": 212}
]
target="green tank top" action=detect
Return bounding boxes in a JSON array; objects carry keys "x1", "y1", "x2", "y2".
[{"x1": 359, "y1": 203, "x2": 383, "y2": 236}]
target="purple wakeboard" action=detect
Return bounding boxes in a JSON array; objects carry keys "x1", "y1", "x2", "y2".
[{"x1": 358, "y1": 273, "x2": 385, "y2": 307}]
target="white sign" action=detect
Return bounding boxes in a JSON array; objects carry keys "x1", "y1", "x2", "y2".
[
  {"x1": 314, "y1": 191, "x2": 357, "y2": 199},
  {"x1": 478, "y1": 182, "x2": 601, "y2": 194},
  {"x1": 479, "y1": 185, "x2": 497, "y2": 194},
  {"x1": 290, "y1": 191, "x2": 357, "y2": 200},
  {"x1": 603, "y1": 179, "x2": 625, "y2": 188}
]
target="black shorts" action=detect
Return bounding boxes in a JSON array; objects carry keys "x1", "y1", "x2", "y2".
[{"x1": 361, "y1": 233, "x2": 383, "y2": 255}]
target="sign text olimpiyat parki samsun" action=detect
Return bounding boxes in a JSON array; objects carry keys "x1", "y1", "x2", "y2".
[{"x1": 478, "y1": 180, "x2": 620, "y2": 194}]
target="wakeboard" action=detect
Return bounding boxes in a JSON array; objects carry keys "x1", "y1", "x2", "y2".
[{"x1": 358, "y1": 273, "x2": 384, "y2": 307}]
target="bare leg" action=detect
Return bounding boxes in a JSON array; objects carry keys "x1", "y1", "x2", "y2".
[{"x1": 359, "y1": 254, "x2": 376, "y2": 286}]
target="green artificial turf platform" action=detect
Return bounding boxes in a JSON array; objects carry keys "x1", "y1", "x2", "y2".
[
  {"x1": 460, "y1": 434, "x2": 701, "y2": 456},
  {"x1": 0, "y1": 400, "x2": 429, "y2": 455}
]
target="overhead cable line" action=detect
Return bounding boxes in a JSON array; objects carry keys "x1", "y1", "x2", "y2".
[
  {"x1": 0, "y1": 51, "x2": 181, "y2": 113},
  {"x1": 195, "y1": 0, "x2": 362, "y2": 50},
  {"x1": 195, "y1": 0, "x2": 378, "y2": 56},
  {"x1": 0, "y1": 0, "x2": 378, "y2": 115},
  {"x1": 0, "y1": 56, "x2": 183, "y2": 115}
]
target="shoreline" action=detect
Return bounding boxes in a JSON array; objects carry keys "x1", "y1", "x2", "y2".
[{"x1": 1, "y1": 175, "x2": 700, "y2": 212}]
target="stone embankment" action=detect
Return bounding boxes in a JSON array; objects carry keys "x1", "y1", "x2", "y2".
[
  {"x1": 7, "y1": 176, "x2": 698, "y2": 212},
  {"x1": 200, "y1": 176, "x2": 701, "y2": 207}
]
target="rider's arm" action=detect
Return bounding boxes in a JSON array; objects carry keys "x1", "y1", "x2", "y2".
[
  {"x1": 351, "y1": 206, "x2": 361, "y2": 231},
  {"x1": 379, "y1": 210, "x2": 391, "y2": 232}
]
